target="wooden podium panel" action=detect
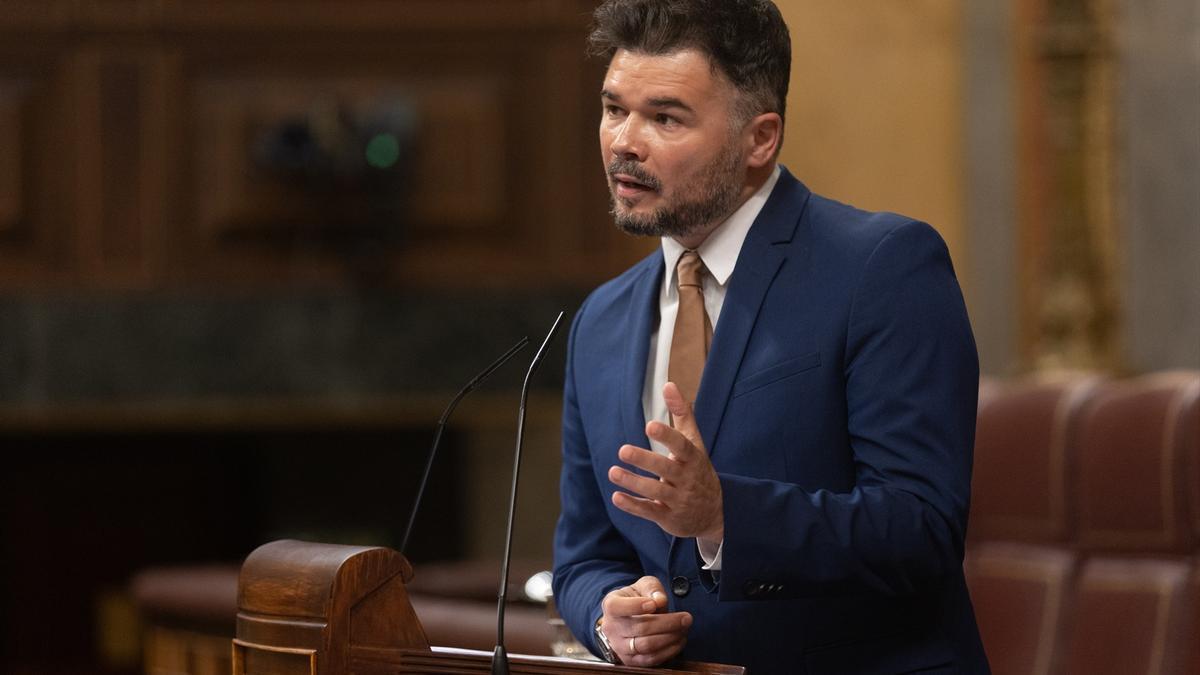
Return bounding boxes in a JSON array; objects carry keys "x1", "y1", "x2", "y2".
[
  {"x1": 235, "y1": 540, "x2": 745, "y2": 675},
  {"x1": 236, "y1": 540, "x2": 430, "y2": 675}
]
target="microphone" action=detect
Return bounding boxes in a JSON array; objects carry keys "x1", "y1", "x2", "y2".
[
  {"x1": 491, "y1": 310, "x2": 566, "y2": 675},
  {"x1": 399, "y1": 336, "x2": 531, "y2": 558}
]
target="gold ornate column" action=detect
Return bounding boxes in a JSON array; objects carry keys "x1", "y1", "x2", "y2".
[{"x1": 1015, "y1": 0, "x2": 1122, "y2": 372}]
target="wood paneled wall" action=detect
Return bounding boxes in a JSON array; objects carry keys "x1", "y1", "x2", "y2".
[
  {"x1": 0, "y1": 0, "x2": 650, "y2": 292},
  {"x1": 1, "y1": 0, "x2": 973, "y2": 292}
]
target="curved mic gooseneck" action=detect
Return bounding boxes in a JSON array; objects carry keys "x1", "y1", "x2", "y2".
[
  {"x1": 399, "y1": 336, "x2": 531, "y2": 558},
  {"x1": 491, "y1": 310, "x2": 566, "y2": 675}
]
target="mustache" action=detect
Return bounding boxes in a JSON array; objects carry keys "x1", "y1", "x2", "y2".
[{"x1": 607, "y1": 159, "x2": 662, "y2": 191}]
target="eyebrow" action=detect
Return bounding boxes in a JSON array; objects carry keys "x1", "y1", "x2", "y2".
[
  {"x1": 600, "y1": 89, "x2": 696, "y2": 114},
  {"x1": 646, "y1": 97, "x2": 694, "y2": 113}
]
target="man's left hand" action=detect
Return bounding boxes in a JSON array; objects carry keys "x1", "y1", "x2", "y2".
[{"x1": 609, "y1": 382, "x2": 724, "y2": 542}]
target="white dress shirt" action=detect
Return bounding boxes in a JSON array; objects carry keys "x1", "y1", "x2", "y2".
[{"x1": 641, "y1": 165, "x2": 781, "y2": 571}]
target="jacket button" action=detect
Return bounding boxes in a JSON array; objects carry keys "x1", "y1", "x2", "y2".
[
  {"x1": 671, "y1": 576, "x2": 691, "y2": 597},
  {"x1": 742, "y1": 579, "x2": 760, "y2": 597}
]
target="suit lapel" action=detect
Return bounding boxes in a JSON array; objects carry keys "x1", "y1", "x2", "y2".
[
  {"x1": 693, "y1": 169, "x2": 811, "y2": 460},
  {"x1": 693, "y1": 243, "x2": 784, "y2": 459},
  {"x1": 665, "y1": 231, "x2": 789, "y2": 576},
  {"x1": 619, "y1": 256, "x2": 673, "y2": 552},
  {"x1": 620, "y1": 256, "x2": 662, "y2": 455}
]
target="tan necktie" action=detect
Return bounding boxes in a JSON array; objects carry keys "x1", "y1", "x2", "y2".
[{"x1": 668, "y1": 250, "x2": 713, "y2": 407}]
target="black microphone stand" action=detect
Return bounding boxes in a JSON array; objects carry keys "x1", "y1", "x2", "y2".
[
  {"x1": 491, "y1": 311, "x2": 565, "y2": 675},
  {"x1": 399, "y1": 336, "x2": 530, "y2": 558}
]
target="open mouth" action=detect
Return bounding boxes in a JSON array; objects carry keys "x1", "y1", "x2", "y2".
[{"x1": 611, "y1": 172, "x2": 658, "y2": 198}]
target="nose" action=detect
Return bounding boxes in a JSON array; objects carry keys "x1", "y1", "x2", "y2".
[{"x1": 608, "y1": 116, "x2": 645, "y2": 161}]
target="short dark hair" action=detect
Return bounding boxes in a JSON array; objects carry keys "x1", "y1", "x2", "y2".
[{"x1": 588, "y1": 0, "x2": 791, "y2": 125}]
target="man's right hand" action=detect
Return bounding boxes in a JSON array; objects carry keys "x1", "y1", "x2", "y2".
[{"x1": 599, "y1": 576, "x2": 692, "y2": 667}]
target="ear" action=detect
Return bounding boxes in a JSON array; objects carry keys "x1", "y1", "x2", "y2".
[{"x1": 744, "y1": 112, "x2": 783, "y2": 168}]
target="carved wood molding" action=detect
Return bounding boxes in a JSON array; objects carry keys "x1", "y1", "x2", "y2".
[
  {"x1": 0, "y1": 0, "x2": 598, "y2": 33},
  {"x1": 0, "y1": 81, "x2": 27, "y2": 235},
  {"x1": 0, "y1": 67, "x2": 64, "y2": 286}
]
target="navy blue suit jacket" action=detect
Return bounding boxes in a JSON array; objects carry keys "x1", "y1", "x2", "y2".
[{"x1": 552, "y1": 168, "x2": 989, "y2": 674}]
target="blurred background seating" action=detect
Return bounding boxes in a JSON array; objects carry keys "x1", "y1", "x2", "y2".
[{"x1": 965, "y1": 372, "x2": 1200, "y2": 675}]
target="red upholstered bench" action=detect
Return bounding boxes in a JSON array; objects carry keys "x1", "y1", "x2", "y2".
[{"x1": 966, "y1": 371, "x2": 1200, "y2": 675}]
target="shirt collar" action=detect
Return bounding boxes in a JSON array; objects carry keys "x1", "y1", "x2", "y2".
[{"x1": 661, "y1": 164, "x2": 782, "y2": 287}]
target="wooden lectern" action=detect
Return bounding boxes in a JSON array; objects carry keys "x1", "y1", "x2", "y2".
[{"x1": 235, "y1": 540, "x2": 745, "y2": 675}]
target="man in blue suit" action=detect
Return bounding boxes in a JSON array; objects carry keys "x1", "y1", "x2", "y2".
[{"x1": 552, "y1": 1, "x2": 989, "y2": 672}]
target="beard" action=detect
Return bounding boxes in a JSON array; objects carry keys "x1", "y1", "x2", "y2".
[{"x1": 607, "y1": 140, "x2": 745, "y2": 240}]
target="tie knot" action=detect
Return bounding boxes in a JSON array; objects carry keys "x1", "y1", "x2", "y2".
[{"x1": 676, "y1": 250, "x2": 707, "y2": 289}]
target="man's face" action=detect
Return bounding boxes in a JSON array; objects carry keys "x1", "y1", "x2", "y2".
[{"x1": 599, "y1": 49, "x2": 748, "y2": 240}]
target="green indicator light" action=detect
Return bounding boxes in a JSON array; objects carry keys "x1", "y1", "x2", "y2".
[{"x1": 365, "y1": 133, "x2": 400, "y2": 169}]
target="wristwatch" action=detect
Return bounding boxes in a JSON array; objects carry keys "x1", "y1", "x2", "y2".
[{"x1": 594, "y1": 617, "x2": 617, "y2": 663}]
